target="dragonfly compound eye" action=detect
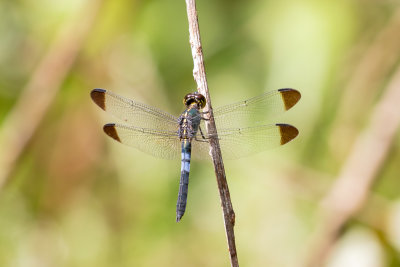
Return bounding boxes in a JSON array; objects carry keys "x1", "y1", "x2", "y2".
[
  {"x1": 196, "y1": 94, "x2": 206, "y2": 108},
  {"x1": 183, "y1": 93, "x2": 206, "y2": 108}
]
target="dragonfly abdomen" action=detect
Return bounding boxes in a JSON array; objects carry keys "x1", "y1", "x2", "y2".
[{"x1": 176, "y1": 140, "x2": 191, "y2": 222}]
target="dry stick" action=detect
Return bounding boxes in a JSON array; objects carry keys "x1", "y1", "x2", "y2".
[
  {"x1": 0, "y1": 0, "x2": 103, "y2": 189},
  {"x1": 305, "y1": 64, "x2": 400, "y2": 267},
  {"x1": 185, "y1": 1, "x2": 239, "y2": 266}
]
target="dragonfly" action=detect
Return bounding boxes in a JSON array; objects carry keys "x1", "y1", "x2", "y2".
[{"x1": 90, "y1": 88, "x2": 300, "y2": 222}]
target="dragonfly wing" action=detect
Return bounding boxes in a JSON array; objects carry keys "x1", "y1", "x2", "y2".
[
  {"x1": 217, "y1": 124, "x2": 298, "y2": 159},
  {"x1": 190, "y1": 138, "x2": 212, "y2": 160},
  {"x1": 103, "y1": 123, "x2": 181, "y2": 160},
  {"x1": 192, "y1": 124, "x2": 298, "y2": 160},
  {"x1": 212, "y1": 88, "x2": 300, "y2": 129},
  {"x1": 91, "y1": 89, "x2": 179, "y2": 131}
]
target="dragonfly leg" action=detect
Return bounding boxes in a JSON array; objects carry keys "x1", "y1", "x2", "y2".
[
  {"x1": 195, "y1": 126, "x2": 208, "y2": 142},
  {"x1": 194, "y1": 138, "x2": 208, "y2": 143},
  {"x1": 199, "y1": 110, "x2": 211, "y2": 121}
]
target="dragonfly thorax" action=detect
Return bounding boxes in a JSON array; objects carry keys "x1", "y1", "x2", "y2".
[
  {"x1": 183, "y1": 93, "x2": 206, "y2": 109},
  {"x1": 178, "y1": 106, "x2": 202, "y2": 141}
]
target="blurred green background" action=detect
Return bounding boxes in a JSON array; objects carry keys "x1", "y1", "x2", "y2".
[{"x1": 0, "y1": 0, "x2": 400, "y2": 266}]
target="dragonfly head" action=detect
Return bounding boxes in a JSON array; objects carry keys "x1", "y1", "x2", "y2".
[{"x1": 183, "y1": 93, "x2": 206, "y2": 109}]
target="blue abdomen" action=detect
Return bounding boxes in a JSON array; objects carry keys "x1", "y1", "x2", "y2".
[{"x1": 176, "y1": 140, "x2": 191, "y2": 222}]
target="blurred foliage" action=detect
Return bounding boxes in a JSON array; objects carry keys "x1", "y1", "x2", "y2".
[{"x1": 0, "y1": 0, "x2": 400, "y2": 266}]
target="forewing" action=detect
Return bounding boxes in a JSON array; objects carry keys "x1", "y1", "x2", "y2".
[
  {"x1": 103, "y1": 123, "x2": 181, "y2": 160},
  {"x1": 213, "y1": 88, "x2": 300, "y2": 129},
  {"x1": 91, "y1": 89, "x2": 179, "y2": 131}
]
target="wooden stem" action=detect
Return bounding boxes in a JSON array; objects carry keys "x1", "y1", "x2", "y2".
[{"x1": 185, "y1": 1, "x2": 239, "y2": 266}]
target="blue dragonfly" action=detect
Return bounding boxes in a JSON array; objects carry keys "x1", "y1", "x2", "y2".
[{"x1": 91, "y1": 88, "x2": 300, "y2": 222}]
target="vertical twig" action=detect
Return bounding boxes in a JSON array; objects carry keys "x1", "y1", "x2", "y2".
[
  {"x1": 305, "y1": 63, "x2": 400, "y2": 267},
  {"x1": 185, "y1": 1, "x2": 239, "y2": 266},
  {"x1": 0, "y1": 0, "x2": 103, "y2": 189}
]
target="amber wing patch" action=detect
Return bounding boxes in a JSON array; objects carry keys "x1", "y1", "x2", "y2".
[{"x1": 278, "y1": 88, "x2": 301, "y2": 111}]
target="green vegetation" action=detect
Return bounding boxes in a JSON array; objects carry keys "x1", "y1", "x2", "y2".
[{"x1": 0, "y1": 0, "x2": 399, "y2": 266}]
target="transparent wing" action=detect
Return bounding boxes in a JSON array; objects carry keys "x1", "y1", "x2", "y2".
[
  {"x1": 92, "y1": 89, "x2": 299, "y2": 160},
  {"x1": 91, "y1": 89, "x2": 179, "y2": 131},
  {"x1": 103, "y1": 123, "x2": 181, "y2": 160},
  {"x1": 212, "y1": 88, "x2": 300, "y2": 129},
  {"x1": 192, "y1": 124, "x2": 298, "y2": 160},
  {"x1": 100, "y1": 122, "x2": 298, "y2": 161}
]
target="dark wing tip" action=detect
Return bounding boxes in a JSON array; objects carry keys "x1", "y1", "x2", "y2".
[
  {"x1": 103, "y1": 123, "x2": 121, "y2": 142},
  {"x1": 276, "y1": 123, "x2": 299, "y2": 145},
  {"x1": 90, "y1": 88, "x2": 107, "y2": 110},
  {"x1": 278, "y1": 88, "x2": 301, "y2": 110}
]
